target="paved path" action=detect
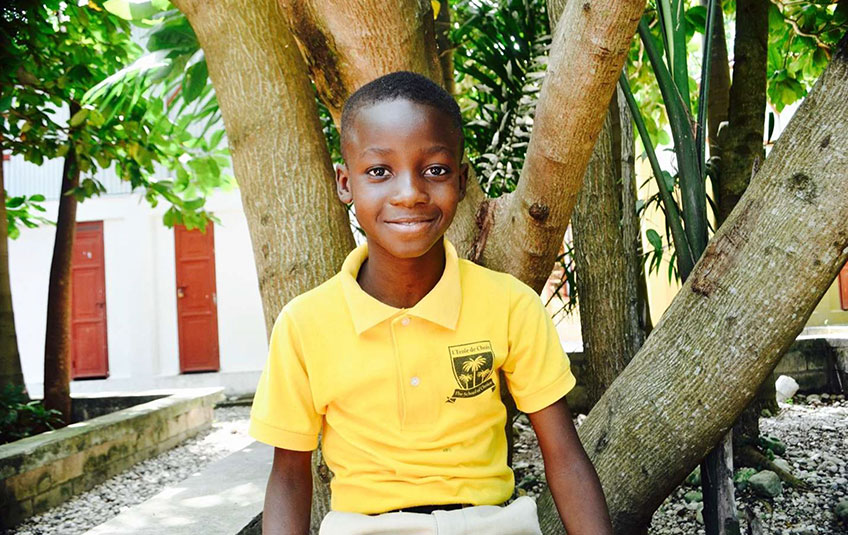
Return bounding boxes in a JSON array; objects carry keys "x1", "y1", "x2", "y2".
[{"x1": 84, "y1": 441, "x2": 270, "y2": 535}]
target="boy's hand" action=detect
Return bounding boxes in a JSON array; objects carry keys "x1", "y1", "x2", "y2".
[
  {"x1": 263, "y1": 447, "x2": 313, "y2": 535},
  {"x1": 528, "y1": 397, "x2": 614, "y2": 534}
]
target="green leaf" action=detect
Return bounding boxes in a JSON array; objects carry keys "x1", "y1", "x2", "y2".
[
  {"x1": 103, "y1": 0, "x2": 169, "y2": 21},
  {"x1": 646, "y1": 229, "x2": 663, "y2": 253},
  {"x1": 70, "y1": 109, "x2": 89, "y2": 128},
  {"x1": 182, "y1": 59, "x2": 208, "y2": 104}
]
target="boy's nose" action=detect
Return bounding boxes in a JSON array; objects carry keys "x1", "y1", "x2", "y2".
[{"x1": 390, "y1": 171, "x2": 428, "y2": 206}]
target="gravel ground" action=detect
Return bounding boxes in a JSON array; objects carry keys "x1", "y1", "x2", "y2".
[
  {"x1": 10, "y1": 396, "x2": 848, "y2": 534},
  {"x1": 9, "y1": 405, "x2": 252, "y2": 535},
  {"x1": 511, "y1": 396, "x2": 848, "y2": 534}
]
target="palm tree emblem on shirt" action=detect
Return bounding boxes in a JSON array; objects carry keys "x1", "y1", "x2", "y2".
[{"x1": 448, "y1": 342, "x2": 495, "y2": 400}]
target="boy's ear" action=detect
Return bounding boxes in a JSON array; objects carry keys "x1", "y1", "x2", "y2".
[
  {"x1": 458, "y1": 161, "x2": 469, "y2": 202},
  {"x1": 336, "y1": 163, "x2": 353, "y2": 204}
]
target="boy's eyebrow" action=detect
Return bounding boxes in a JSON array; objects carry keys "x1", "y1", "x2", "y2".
[
  {"x1": 421, "y1": 145, "x2": 454, "y2": 156},
  {"x1": 360, "y1": 147, "x2": 393, "y2": 157}
]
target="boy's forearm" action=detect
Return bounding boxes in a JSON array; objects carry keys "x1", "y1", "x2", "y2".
[
  {"x1": 544, "y1": 447, "x2": 613, "y2": 534},
  {"x1": 263, "y1": 448, "x2": 314, "y2": 535},
  {"x1": 528, "y1": 398, "x2": 613, "y2": 534}
]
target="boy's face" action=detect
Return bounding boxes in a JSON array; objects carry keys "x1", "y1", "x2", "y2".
[{"x1": 336, "y1": 99, "x2": 468, "y2": 260}]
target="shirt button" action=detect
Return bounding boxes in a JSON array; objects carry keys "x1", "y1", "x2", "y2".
[
  {"x1": 400, "y1": 317, "x2": 410, "y2": 326},
  {"x1": 410, "y1": 376, "x2": 420, "y2": 387}
]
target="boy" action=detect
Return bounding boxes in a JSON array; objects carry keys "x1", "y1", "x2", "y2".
[{"x1": 250, "y1": 71, "x2": 613, "y2": 534}]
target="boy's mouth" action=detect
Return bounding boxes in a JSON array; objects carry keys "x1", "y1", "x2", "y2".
[{"x1": 384, "y1": 216, "x2": 437, "y2": 230}]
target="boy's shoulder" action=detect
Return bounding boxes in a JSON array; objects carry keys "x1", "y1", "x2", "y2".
[
  {"x1": 456, "y1": 256, "x2": 538, "y2": 300},
  {"x1": 277, "y1": 272, "x2": 346, "y2": 322}
]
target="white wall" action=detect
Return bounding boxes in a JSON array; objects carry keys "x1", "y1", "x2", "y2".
[{"x1": 9, "y1": 188, "x2": 268, "y2": 397}]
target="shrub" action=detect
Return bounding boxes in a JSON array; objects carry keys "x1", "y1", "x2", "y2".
[{"x1": 0, "y1": 384, "x2": 64, "y2": 445}]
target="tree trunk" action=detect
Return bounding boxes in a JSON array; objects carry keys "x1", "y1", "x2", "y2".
[
  {"x1": 702, "y1": 434, "x2": 741, "y2": 535},
  {"x1": 174, "y1": 0, "x2": 356, "y2": 335},
  {"x1": 705, "y1": 0, "x2": 730, "y2": 160},
  {"x1": 571, "y1": 89, "x2": 645, "y2": 408},
  {"x1": 434, "y1": 0, "x2": 455, "y2": 95},
  {"x1": 43, "y1": 113, "x2": 80, "y2": 425},
  {"x1": 716, "y1": 0, "x2": 769, "y2": 223},
  {"x1": 539, "y1": 34, "x2": 848, "y2": 533},
  {"x1": 716, "y1": 0, "x2": 770, "y2": 463},
  {"x1": 0, "y1": 153, "x2": 25, "y2": 394}
]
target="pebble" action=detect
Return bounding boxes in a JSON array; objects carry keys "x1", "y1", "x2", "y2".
[{"x1": 650, "y1": 396, "x2": 848, "y2": 534}]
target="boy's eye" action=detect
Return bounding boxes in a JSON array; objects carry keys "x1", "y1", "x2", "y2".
[
  {"x1": 367, "y1": 167, "x2": 390, "y2": 178},
  {"x1": 425, "y1": 165, "x2": 449, "y2": 177}
]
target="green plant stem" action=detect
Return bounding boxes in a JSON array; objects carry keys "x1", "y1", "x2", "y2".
[
  {"x1": 638, "y1": 17, "x2": 708, "y2": 265},
  {"x1": 619, "y1": 71, "x2": 694, "y2": 278}
]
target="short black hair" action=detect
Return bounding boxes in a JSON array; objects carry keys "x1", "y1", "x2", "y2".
[{"x1": 340, "y1": 71, "x2": 464, "y2": 153}]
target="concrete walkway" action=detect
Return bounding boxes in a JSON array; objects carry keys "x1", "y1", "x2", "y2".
[{"x1": 84, "y1": 441, "x2": 271, "y2": 535}]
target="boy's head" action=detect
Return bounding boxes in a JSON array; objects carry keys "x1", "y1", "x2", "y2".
[{"x1": 336, "y1": 71, "x2": 468, "y2": 260}]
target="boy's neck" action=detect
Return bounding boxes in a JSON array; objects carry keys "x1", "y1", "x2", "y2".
[{"x1": 357, "y1": 239, "x2": 446, "y2": 309}]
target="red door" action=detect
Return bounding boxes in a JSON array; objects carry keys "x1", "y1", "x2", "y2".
[
  {"x1": 175, "y1": 223, "x2": 220, "y2": 372},
  {"x1": 839, "y1": 262, "x2": 848, "y2": 311},
  {"x1": 71, "y1": 221, "x2": 109, "y2": 379}
]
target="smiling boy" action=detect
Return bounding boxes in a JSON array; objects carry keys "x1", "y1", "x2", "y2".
[{"x1": 250, "y1": 71, "x2": 613, "y2": 534}]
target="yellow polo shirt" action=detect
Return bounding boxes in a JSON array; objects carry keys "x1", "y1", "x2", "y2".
[{"x1": 249, "y1": 239, "x2": 576, "y2": 514}]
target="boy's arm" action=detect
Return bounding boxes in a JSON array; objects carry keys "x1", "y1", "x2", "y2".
[
  {"x1": 263, "y1": 447, "x2": 313, "y2": 535},
  {"x1": 527, "y1": 397, "x2": 614, "y2": 534}
]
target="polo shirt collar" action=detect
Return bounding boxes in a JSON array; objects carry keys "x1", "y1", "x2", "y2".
[{"x1": 340, "y1": 239, "x2": 462, "y2": 335}]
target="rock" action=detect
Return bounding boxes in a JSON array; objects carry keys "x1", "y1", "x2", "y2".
[
  {"x1": 685, "y1": 465, "x2": 701, "y2": 486},
  {"x1": 683, "y1": 490, "x2": 703, "y2": 503},
  {"x1": 760, "y1": 435, "x2": 787, "y2": 456},
  {"x1": 776, "y1": 375, "x2": 799, "y2": 402},
  {"x1": 836, "y1": 499, "x2": 848, "y2": 521},
  {"x1": 773, "y1": 457, "x2": 793, "y2": 474},
  {"x1": 807, "y1": 394, "x2": 821, "y2": 404},
  {"x1": 749, "y1": 470, "x2": 783, "y2": 498}
]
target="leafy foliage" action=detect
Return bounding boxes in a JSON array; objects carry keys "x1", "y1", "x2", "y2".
[
  {"x1": 452, "y1": 0, "x2": 550, "y2": 197},
  {"x1": 767, "y1": 0, "x2": 848, "y2": 112},
  {"x1": 0, "y1": 0, "x2": 229, "y2": 231},
  {"x1": 0, "y1": 384, "x2": 63, "y2": 445},
  {"x1": 5, "y1": 193, "x2": 50, "y2": 239}
]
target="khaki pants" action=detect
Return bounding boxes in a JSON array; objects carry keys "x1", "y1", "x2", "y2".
[{"x1": 318, "y1": 496, "x2": 543, "y2": 535}]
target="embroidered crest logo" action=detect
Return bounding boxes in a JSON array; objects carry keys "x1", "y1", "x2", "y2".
[{"x1": 446, "y1": 341, "x2": 495, "y2": 403}]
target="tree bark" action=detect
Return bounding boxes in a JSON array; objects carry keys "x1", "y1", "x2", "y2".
[
  {"x1": 0, "y1": 153, "x2": 25, "y2": 394},
  {"x1": 43, "y1": 112, "x2": 80, "y2": 425},
  {"x1": 174, "y1": 0, "x2": 356, "y2": 335},
  {"x1": 434, "y1": 0, "x2": 455, "y2": 95},
  {"x1": 705, "y1": 0, "x2": 731, "y2": 160},
  {"x1": 538, "y1": 34, "x2": 848, "y2": 533},
  {"x1": 278, "y1": 0, "x2": 443, "y2": 125},
  {"x1": 571, "y1": 89, "x2": 645, "y2": 408},
  {"x1": 716, "y1": 0, "x2": 769, "y2": 223},
  {"x1": 702, "y1": 434, "x2": 740, "y2": 535},
  {"x1": 478, "y1": 0, "x2": 646, "y2": 292}
]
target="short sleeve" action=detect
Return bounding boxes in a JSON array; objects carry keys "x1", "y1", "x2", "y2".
[
  {"x1": 249, "y1": 308, "x2": 322, "y2": 451},
  {"x1": 501, "y1": 278, "x2": 577, "y2": 413}
]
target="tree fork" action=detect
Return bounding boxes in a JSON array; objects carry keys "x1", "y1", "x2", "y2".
[
  {"x1": 278, "y1": 0, "x2": 443, "y2": 125},
  {"x1": 538, "y1": 35, "x2": 848, "y2": 533},
  {"x1": 481, "y1": 0, "x2": 646, "y2": 292}
]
